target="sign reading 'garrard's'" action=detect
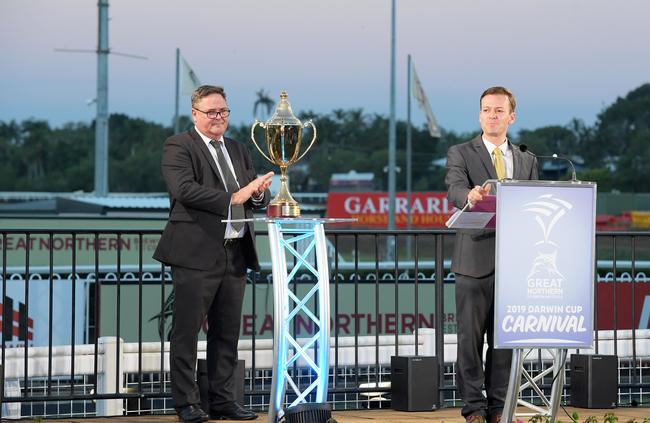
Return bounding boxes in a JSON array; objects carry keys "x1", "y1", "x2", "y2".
[{"x1": 326, "y1": 192, "x2": 455, "y2": 228}]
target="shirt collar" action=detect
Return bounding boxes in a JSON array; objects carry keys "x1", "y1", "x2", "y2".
[
  {"x1": 195, "y1": 126, "x2": 224, "y2": 147},
  {"x1": 482, "y1": 136, "x2": 509, "y2": 155}
]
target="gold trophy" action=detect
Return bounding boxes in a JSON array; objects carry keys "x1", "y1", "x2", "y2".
[{"x1": 251, "y1": 91, "x2": 316, "y2": 217}]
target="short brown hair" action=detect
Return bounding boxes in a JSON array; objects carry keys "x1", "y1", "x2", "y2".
[
  {"x1": 191, "y1": 85, "x2": 227, "y2": 107},
  {"x1": 480, "y1": 86, "x2": 516, "y2": 113}
]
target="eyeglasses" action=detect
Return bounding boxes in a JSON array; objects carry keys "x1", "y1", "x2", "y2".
[{"x1": 193, "y1": 107, "x2": 231, "y2": 119}]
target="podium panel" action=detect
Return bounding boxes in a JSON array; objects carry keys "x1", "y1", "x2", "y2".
[
  {"x1": 494, "y1": 181, "x2": 596, "y2": 348},
  {"x1": 492, "y1": 180, "x2": 597, "y2": 423}
]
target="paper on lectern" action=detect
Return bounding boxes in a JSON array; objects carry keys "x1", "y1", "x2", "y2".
[{"x1": 445, "y1": 195, "x2": 496, "y2": 229}]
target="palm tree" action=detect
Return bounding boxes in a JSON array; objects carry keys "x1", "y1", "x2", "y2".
[{"x1": 253, "y1": 89, "x2": 275, "y2": 120}]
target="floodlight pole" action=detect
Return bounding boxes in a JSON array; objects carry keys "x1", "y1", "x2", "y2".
[
  {"x1": 387, "y1": 0, "x2": 397, "y2": 232},
  {"x1": 94, "y1": 0, "x2": 109, "y2": 197}
]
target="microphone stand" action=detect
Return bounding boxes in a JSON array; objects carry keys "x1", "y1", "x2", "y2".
[{"x1": 519, "y1": 144, "x2": 578, "y2": 182}]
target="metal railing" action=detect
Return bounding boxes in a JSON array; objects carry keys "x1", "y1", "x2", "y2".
[{"x1": 1, "y1": 228, "x2": 650, "y2": 418}]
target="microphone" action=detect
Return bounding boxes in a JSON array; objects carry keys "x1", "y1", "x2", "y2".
[{"x1": 519, "y1": 144, "x2": 577, "y2": 182}]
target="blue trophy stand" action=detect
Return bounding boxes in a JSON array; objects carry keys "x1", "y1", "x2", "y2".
[
  {"x1": 266, "y1": 218, "x2": 353, "y2": 423},
  {"x1": 228, "y1": 217, "x2": 353, "y2": 423}
]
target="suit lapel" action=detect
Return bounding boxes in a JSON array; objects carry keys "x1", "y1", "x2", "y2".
[
  {"x1": 511, "y1": 141, "x2": 524, "y2": 180},
  {"x1": 471, "y1": 136, "x2": 497, "y2": 180},
  {"x1": 189, "y1": 128, "x2": 248, "y2": 188},
  {"x1": 189, "y1": 127, "x2": 223, "y2": 185}
]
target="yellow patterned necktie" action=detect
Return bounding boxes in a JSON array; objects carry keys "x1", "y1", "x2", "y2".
[{"x1": 493, "y1": 147, "x2": 506, "y2": 180}]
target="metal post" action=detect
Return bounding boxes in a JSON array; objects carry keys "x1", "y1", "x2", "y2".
[
  {"x1": 405, "y1": 54, "x2": 413, "y2": 258},
  {"x1": 387, "y1": 0, "x2": 397, "y2": 231},
  {"x1": 97, "y1": 336, "x2": 124, "y2": 416},
  {"x1": 548, "y1": 349, "x2": 567, "y2": 420},
  {"x1": 434, "y1": 234, "x2": 445, "y2": 406},
  {"x1": 502, "y1": 348, "x2": 567, "y2": 422},
  {"x1": 406, "y1": 54, "x2": 412, "y2": 231},
  {"x1": 502, "y1": 349, "x2": 524, "y2": 423},
  {"x1": 94, "y1": 0, "x2": 109, "y2": 197},
  {"x1": 174, "y1": 48, "x2": 180, "y2": 134}
]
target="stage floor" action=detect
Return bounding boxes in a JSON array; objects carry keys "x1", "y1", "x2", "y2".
[{"x1": 18, "y1": 407, "x2": 648, "y2": 422}]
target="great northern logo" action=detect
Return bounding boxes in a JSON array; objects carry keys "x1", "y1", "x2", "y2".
[{"x1": 523, "y1": 195, "x2": 573, "y2": 298}]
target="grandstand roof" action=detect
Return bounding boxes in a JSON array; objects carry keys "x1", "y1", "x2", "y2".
[{"x1": 0, "y1": 192, "x2": 325, "y2": 216}]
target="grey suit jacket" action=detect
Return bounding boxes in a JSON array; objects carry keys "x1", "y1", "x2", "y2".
[
  {"x1": 445, "y1": 135, "x2": 538, "y2": 278},
  {"x1": 153, "y1": 127, "x2": 271, "y2": 271}
]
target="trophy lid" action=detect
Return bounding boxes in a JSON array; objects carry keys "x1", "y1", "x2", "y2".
[{"x1": 266, "y1": 91, "x2": 301, "y2": 126}]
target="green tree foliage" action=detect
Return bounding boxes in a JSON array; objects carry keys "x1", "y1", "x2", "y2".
[
  {"x1": 279, "y1": 108, "x2": 461, "y2": 191},
  {"x1": 252, "y1": 89, "x2": 275, "y2": 120},
  {"x1": 0, "y1": 116, "x2": 167, "y2": 192},
  {"x1": 517, "y1": 124, "x2": 580, "y2": 180},
  {"x1": 0, "y1": 121, "x2": 21, "y2": 187},
  {"x1": 0, "y1": 119, "x2": 94, "y2": 191},
  {"x1": 579, "y1": 168, "x2": 614, "y2": 192},
  {"x1": 518, "y1": 125, "x2": 578, "y2": 157},
  {"x1": 591, "y1": 83, "x2": 650, "y2": 191},
  {"x1": 108, "y1": 114, "x2": 171, "y2": 192},
  {"x1": 1, "y1": 83, "x2": 650, "y2": 193},
  {"x1": 47, "y1": 122, "x2": 95, "y2": 191}
]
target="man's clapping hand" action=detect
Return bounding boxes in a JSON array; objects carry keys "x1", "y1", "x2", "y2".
[{"x1": 231, "y1": 171, "x2": 274, "y2": 205}]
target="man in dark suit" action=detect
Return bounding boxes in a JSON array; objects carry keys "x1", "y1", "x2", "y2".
[
  {"x1": 154, "y1": 85, "x2": 273, "y2": 422},
  {"x1": 445, "y1": 87, "x2": 538, "y2": 423}
]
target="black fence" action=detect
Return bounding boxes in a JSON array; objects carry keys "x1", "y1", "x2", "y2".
[{"x1": 1, "y1": 228, "x2": 650, "y2": 418}]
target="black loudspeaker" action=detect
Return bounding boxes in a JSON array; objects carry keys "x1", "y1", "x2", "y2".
[
  {"x1": 570, "y1": 354, "x2": 617, "y2": 408},
  {"x1": 197, "y1": 359, "x2": 245, "y2": 412},
  {"x1": 391, "y1": 355, "x2": 438, "y2": 411}
]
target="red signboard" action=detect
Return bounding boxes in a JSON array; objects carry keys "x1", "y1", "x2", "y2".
[
  {"x1": 326, "y1": 192, "x2": 455, "y2": 228},
  {"x1": 596, "y1": 282, "x2": 650, "y2": 330}
]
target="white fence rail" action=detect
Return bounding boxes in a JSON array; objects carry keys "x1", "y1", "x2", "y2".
[{"x1": 3, "y1": 329, "x2": 650, "y2": 418}]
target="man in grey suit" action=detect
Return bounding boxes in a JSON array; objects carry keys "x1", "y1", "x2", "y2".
[
  {"x1": 445, "y1": 87, "x2": 538, "y2": 423},
  {"x1": 154, "y1": 85, "x2": 273, "y2": 422}
]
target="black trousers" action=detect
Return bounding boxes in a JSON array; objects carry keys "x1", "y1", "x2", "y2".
[
  {"x1": 169, "y1": 241, "x2": 247, "y2": 409},
  {"x1": 455, "y1": 273, "x2": 512, "y2": 418}
]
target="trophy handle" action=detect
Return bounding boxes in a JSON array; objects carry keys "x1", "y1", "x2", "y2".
[
  {"x1": 295, "y1": 119, "x2": 317, "y2": 163},
  {"x1": 250, "y1": 120, "x2": 274, "y2": 164}
]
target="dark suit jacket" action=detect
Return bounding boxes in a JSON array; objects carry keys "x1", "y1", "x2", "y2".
[
  {"x1": 153, "y1": 127, "x2": 270, "y2": 272},
  {"x1": 445, "y1": 135, "x2": 538, "y2": 278}
]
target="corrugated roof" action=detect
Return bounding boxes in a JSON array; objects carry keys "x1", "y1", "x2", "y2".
[
  {"x1": 73, "y1": 196, "x2": 170, "y2": 209},
  {"x1": 330, "y1": 171, "x2": 374, "y2": 181},
  {"x1": 0, "y1": 192, "x2": 171, "y2": 212},
  {"x1": 0, "y1": 192, "x2": 329, "y2": 212}
]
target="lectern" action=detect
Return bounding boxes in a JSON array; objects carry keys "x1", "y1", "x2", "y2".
[{"x1": 448, "y1": 180, "x2": 597, "y2": 422}]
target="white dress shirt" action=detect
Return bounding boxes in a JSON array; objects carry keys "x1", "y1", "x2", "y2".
[
  {"x1": 482, "y1": 136, "x2": 514, "y2": 179},
  {"x1": 195, "y1": 127, "x2": 246, "y2": 239}
]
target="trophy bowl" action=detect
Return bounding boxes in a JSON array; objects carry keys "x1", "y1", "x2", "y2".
[{"x1": 251, "y1": 91, "x2": 316, "y2": 217}]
